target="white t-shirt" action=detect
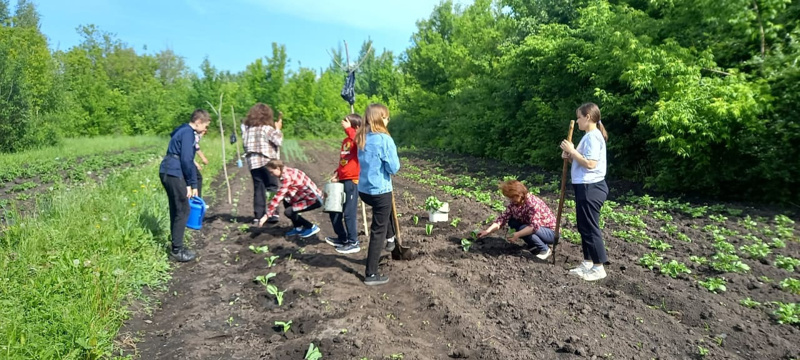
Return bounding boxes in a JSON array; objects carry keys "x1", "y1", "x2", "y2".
[{"x1": 571, "y1": 129, "x2": 606, "y2": 184}]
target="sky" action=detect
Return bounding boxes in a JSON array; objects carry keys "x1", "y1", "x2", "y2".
[{"x1": 31, "y1": 0, "x2": 470, "y2": 74}]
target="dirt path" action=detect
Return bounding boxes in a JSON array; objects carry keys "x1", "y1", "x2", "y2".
[{"x1": 117, "y1": 141, "x2": 799, "y2": 360}]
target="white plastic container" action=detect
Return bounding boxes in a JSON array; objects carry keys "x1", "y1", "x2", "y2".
[{"x1": 427, "y1": 202, "x2": 449, "y2": 223}]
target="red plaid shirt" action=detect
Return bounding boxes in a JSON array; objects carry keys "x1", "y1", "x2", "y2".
[
  {"x1": 267, "y1": 167, "x2": 323, "y2": 217},
  {"x1": 244, "y1": 125, "x2": 282, "y2": 169},
  {"x1": 494, "y1": 193, "x2": 556, "y2": 233}
]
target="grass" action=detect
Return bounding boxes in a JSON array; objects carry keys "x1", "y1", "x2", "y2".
[
  {"x1": 0, "y1": 135, "x2": 230, "y2": 359},
  {"x1": 0, "y1": 135, "x2": 164, "y2": 168},
  {"x1": 282, "y1": 139, "x2": 309, "y2": 163}
]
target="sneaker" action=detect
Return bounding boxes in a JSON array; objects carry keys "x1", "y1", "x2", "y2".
[
  {"x1": 285, "y1": 227, "x2": 303, "y2": 236},
  {"x1": 336, "y1": 242, "x2": 361, "y2": 254},
  {"x1": 385, "y1": 236, "x2": 396, "y2": 252},
  {"x1": 568, "y1": 261, "x2": 593, "y2": 277},
  {"x1": 267, "y1": 215, "x2": 280, "y2": 223},
  {"x1": 252, "y1": 219, "x2": 260, "y2": 227},
  {"x1": 363, "y1": 274, "x2": 389, "y2": 286},
  {"x1": 299, "y1": 224, "x2": 321, "y2": 238},
  {"x1": 581, "y1": 266, "x2": 607, "y2": 281},
  {"x1": 170, "y1": 248, "x2": 196, "y2": 262},
  {"x1": 535, "y1": 247, "x2": 552, "y2": 260},
  {"x1": 325, "y1": 236, "x2": 346, "y2": 247}
]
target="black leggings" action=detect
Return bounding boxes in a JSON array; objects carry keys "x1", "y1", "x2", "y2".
[
  {"x1": 574, "y1": 180, "x2": 609, "y2": 264},
  {"x1": 251, "y1": 166, "x2": 281, "y2": 219},
  {"x1": 359, "y1": 192, "x2": 396, "y2": 276},
  {"x1": 283, "y1": 199, "x2": 322, "y2": 229},
  {"x1": 160, "y1": 173, "x2": 189, "y2": 251}
]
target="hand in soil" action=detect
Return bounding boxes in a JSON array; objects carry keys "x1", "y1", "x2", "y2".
[{"x1": 257, "y1": 215, "x2": 269, "y2": 227}]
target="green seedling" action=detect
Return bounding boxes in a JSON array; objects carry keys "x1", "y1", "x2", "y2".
[
  {"x1": 771, "y1": 238, "x2": 787, "y2": 249},
  {"x1": 305, "y1": 343, "x2": 322, "y2": 360},
  {"x1": 772, "y1": 302, "x2": 799, "y2": 325},
  {"x1": 424, "y1": 196, "x2": 444, "y2": 212},
  {"x1": 689, "y1": 256, "x2": 709, "y2": 265},
  {"x1": 249, "y1": 245, "x2": 269, "y2": 254},
  {"x1": 698, "y1": 346, "x2": 709, "y2": 357},
  {"x1": 255, "y1": 273, "x2": 277, "y2": 286},
  {"x1": 698, "y1": 277, "x2": 727, "y2": 293},
  {"x1": 739, "y1": 242, "x2": 771, "y2": 260},
  {"x1": 266, "y1": 255, "x2": 279, "y2": 267},
  {"x1": 267, "y1": 284, "x2": 285, "y2": 306},
  {"x1": 779, "y1": 278, "x2": 800, "y2": 295},
  {"x1": 461, "y1": 238, "x2": 472, "y2": 252},
  {"x1": 710, "y1": 252, "x2": 750, "y2": 273},
  {"x1": 425, "y1": 223, "x2": 433, "y2": 236},
  {"x1": 412, "y1": 214, "x2": 419, "y2": 225},
  {"x1": 660, "y1": 223, "x2": 678, "y2": 236},
  {"x1": 738, "y1": 215, "x2": 758, "y2": 230},
  {"x1": 226, "y1": 316, "x2": 235, "y2": 327},
  {"x1": 775, "y1": 255, "x2": 800, "y2": 272},
  {"x1": 638, "y1": 252, "x2": 663, "y2": 270},
  {"x1": 676, "y1": 233, "x2": 691, "y2": 243},
  {"x1": 660, "y1": 260, "x2": 691, "y2": 278},
  {"x1": 758, "y1": 275, "x2": 772, "y2": 283},
  {"x1": 739, "y1": 298, "x2": 761, "y2": 308},
  {"x1": 450, "y1": 217, "x2": 461, "y2": 228},
  {"x1": 648, "y1": 239, "x2": 672, "y2": 251},
  {"x1": 562, "y1": 228, "x2": 581, "y2": 244},
  {"x1": 274, "y1": 320, "x2": 292, "y2": 333}
]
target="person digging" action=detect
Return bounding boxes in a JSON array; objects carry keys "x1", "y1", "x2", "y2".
[{"x1": 477, "y1": 180, "x2": 557, "y2": 259}]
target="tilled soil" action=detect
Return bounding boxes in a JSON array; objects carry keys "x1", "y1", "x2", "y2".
[{"x1": 117, "y1": 141, "x2": 799, "y2": 360}]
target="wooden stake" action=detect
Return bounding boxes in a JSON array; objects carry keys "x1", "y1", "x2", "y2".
[
  {"x1": 552, "y1": 120, "x2": 576, "y2": 265},
  {"x1": 206, "y1": 94, "x2": 232, "y2": 205}
]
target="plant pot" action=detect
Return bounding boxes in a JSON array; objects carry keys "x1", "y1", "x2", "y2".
[{"x1": 427, "y1": 202, "x2": 449, "y2": 223}]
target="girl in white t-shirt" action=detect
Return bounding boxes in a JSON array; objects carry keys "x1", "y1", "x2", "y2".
[{"x1": 559, "y1": 102, "x2": 609, "y2": 281}]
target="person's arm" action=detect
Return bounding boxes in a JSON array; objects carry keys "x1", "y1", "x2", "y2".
[
  {"x1": 194, "y1": 160, "x2": 202, "y2": 171},
  {"x1": 196, "y1": 149, "x2": 209, "y2": 165},
  {"x1": 265, "y1": 174, "x2": 290, "y2": 218},
  {"x1": 382, "y1": 136, "x2": 401, "y2": 175},
  {"x1": 561, "y1": 137, "x2": 598, "y2": 169},
  {"x1": 268, "y1": 127, "x2": 284, "y2": 150},
  {"x1": 345, "y1": 127, "x2": 356, "y2": 140},
  {"x1": 180, "y1": 128, "x2": 197, "y2": 191},
  {"x1": 479, "y1": 208, "x2": 510, "y2": 238}
]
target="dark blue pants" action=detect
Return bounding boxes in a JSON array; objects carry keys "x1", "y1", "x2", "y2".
[
  {"x1": 508, "y1": 218, "x2": 555, "y2": 253},
  {"x1": 574, "y1": 180, "x2": 608, "y2": 264},
  {"x1": 329, "y1": 180, "x2": 359, "y2": 244},
  {"x1": 360, "y1": 191, "x2": 396, "y2": 277}
]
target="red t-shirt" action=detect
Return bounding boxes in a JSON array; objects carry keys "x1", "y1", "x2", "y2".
[{"x1": 336, "y1": 127, "x2": 359, "y2": 182}]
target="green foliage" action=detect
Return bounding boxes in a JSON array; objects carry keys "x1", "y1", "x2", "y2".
[
  {"x1": 739, "y1": 298, "x2": 761, "y2": 308},
  {"x1": 425, "y1": 223, "x2": 433, "y2": 236},
  {"x1": 772, "y1": 302, "x2": 799, "y2": 325},
  {"x1": 775, "y1": 255, "x2": 800, "y2": 272},
  {"x1": 779, "y1": 278, "x2": 800, "y2": 295},
  {"x1": 249, "y1": 245, "x2": 270, "y2": 254},
  {"x1": 648, "y1": 239, "x2": 672, "y2": 252},
  {"x1": 274, "y1": 320, "x2": 292, "y2": 333},
  {"x1": 305, "y1": 343, "x2": 322, "y2": 360},
  {"x1": 698, "y1": 277, "x2": 727, "y2": 293},
  {"x1": 461, "y1": 238, "x2": 472, "y2": 252},
  {"x1": 739, "y1": 242, "x2": 772, "y2": 260},
  {"x1": 660, "y1": 260, "x2": 691, "y2": 278},
  {"x1": 424, "y1": 196, "x2": 444, "y2": 212},
  {"x1": 638, "y1": 252, "x2": 663, "y2": 270}
]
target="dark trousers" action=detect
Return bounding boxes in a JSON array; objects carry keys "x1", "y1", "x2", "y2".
[
  {"x1": 329, "y1": 180, "x2": 359, "y2": 244},
  {"x1": 508, "y1": 218, "x2": 554, "y2": 253},
  {"x1": 574, "y1": 180, "x2": 609, "y2": 264},
  {"x1": 251, "y1": 166, "x2": 281, "y2": 219},
  {"x1": 160, "y1": 173, "x2": 189, "y2": 251},
  {"x1": 359, "y1": 191, "x2": 396, "y2": 276},
  {"x1": 284, "y1": 199, "x2": 321, "y2": 229},
  {"x1": 196, "y1": 170, "x2": 203, "y2": 198}
]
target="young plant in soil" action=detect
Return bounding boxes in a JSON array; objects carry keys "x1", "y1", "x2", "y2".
[
  {"x1": 562, "y1": 228, "x2": 581, "y2": 244},
  {"x1": 660, "y1": 260, "x2": 691, "y2": 278},
  {"x1": 689, "y1": 256, "x2": 709, "y2": 265},
  {"x1": 266, "y1": 255, "x2": 279, "y2": 267},
  {"x1": 771, "y1": 238, "x2": 787, "y2": 249},
  {"x1": 775, "y1": 255, "x2": 800, "y2": 272},
  {"x1": 255, "y1": 273, "x2": 277, "y2": 286},
  {"x1": 779, "y1": 278, "x2": 800, "y2": 295},
  {"x1": 739, "y1": 242, "x2": 771, "y2": 260},
  {"x1": 274, "y1": 320, "x2": 292, "y2": 333},
  {"x1": 450, "y1": 217, "x2": 461, "y2": 228},
  {"x1": 676, "y1": 233, "x2": 691, "y2": 242},
  {"x1": 772, "y1": 302, "x2": 799, "y2": 325},
  {"x1": 711, "y1": 252, "x2": 750, "y2": 273},
  {"x1": 697, "y1": 345, "x2": 710, "y2": 357},
  {"x1": 412, "y1": 214, "x2": 419, "y2": 225},
  {"x1": 305, "y1": 343, "x2": 322, "y2": 360},
  {"x1": 648, "y1": 239, "x2": 672, "y2": 251},
  {"x1": 638, "y1": 252, "x2": 663, "y2": 270},
  {"x1": 698, "y1": 277, "x2": 727, "y2": 293},
  {"x1": 425, "y1": 223, "x2": 433, "y2": 236},
  {"x1": 238, "y1": 224, "x2": 250, "y2": 233},
  {"x1": 267, "y1": 284, "x2": 286, "y2": 306},
  {"x1": 461, "y1": 238, "x2": 472, "y2": 252},
  {"x1": 424, "y1": 196, "x2": 444, "y2": 212},
  {"x1": 249, "y1": 245, "x2": 269, "y2": 254},
  {"x1": 739, "y1": 298, "x2": 761, "y2": 308}
]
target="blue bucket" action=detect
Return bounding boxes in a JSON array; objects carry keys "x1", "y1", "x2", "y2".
[{"x1": 187, "y1": 196, "x2": 206, "y2": 230}]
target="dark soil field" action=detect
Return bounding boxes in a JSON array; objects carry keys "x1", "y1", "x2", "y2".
[{"x1": 117, "y1": 140, "x2": 800, "y2": 360}]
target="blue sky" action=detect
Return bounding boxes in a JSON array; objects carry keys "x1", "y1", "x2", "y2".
[{"x1": 32, "y1": 0, "x2": 470, "y2": 74}]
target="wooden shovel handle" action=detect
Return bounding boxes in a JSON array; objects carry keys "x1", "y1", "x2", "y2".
[{"x1": 552, "y1": 120, "x2": 575, "y2": 264}]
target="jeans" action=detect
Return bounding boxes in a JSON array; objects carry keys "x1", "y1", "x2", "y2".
[
  {"x1": 160, "y1": 173, "x2": 189, "y2": 251},
  {"x1": 329, "y1": 180, "x2": 359, "y2": 244},
  {"x1": 284, "y1": 199, "x2": 322, "y2": 229},
  {"x1": 508, "y1": 218, "x2": 555, "y2": 253},
  {"x1": 359, "y1": 191, "x2": 396, "y2": 276},
  {"x1": 574, "y1": 180, "x2": 609, "y2": 264},
  {"x1": 251, "y1": 166, "x2": 281, "y2": 219}
]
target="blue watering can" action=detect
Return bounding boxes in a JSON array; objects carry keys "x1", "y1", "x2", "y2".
[{"x1": 187, "y1": 196, "x2": 206, "y2": 230}]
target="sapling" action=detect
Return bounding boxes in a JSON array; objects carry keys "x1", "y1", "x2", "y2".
[
  {"x1": 425, "y1": 223, "x2": 433, "y2": 236},
  {"x1": 461, "y1": 238, "x2": 472, "y2": 252},
  {"x1": 274, "y1": 320, "x2": 292, "y2": 333},
  {"x1": 266, "y1": 255, "x2": 279, "y2": 267},
  {"x1": 267, "y1": 284, "x2": 286, "y2": 305}
]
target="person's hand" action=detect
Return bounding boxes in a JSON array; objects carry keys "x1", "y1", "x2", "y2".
[
  {"x1": 186, "y1": 186, "x2": 192, "y2": 198},
  {"x1": 341, "y1": 118, "x2": 351, "y2": 129},
  {"x1": 191, "y1": 188, "x2": 198, "y2": 198},
  {"x1": 477, "y1": 229, "x2": 491, "y2": 238},
  {"x1": 202, "y1": 158, "x2": 209, "y2": 165},
  {"x1": 561, "y1": 150, "x2": 571, "y2": 159},
  {"x1": 559, "y1": 140, "x2": 575, "y2": 154},
  {"x1": 195, "y1": 161, "x2": 203, "y2": 171},
  {"x1": 507, "y1": 231, "x2": 521, "y2": 243}
]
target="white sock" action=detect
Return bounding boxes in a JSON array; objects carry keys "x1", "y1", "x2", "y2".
[
  {"x1": 582, "y1": 260, "x2": 593, "y2": 268},
  {"x1": 592, "y1": 264, "x2": 604, "y2": 270}
]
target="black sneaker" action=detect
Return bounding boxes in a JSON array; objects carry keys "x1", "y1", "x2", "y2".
[
  {"x1": 363, "y1": 274, "x2": 389, "y2": 286},
  {"x1": 267, "y1": 215, "x2": 280, "y2": 223},
  {"x1": 385, "y1": 237, "x2": 396, "y2": 252},
  {"x1": 170, "y1": 248, "x2": 196, "y2": 262}
]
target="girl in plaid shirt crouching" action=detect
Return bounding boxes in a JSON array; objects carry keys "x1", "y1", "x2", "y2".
[{"x1": 258, "y1": 160, "x2": 323, "y2": 238}]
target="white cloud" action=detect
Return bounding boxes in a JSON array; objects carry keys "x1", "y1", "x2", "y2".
[{"x1": 241, "y1": 0, "x2": 472, "y2": 32}]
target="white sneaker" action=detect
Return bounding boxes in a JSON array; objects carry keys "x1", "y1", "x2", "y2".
[
  {"x1": 535, "y1": 247, "x2": 552, "y2": 260},
  {"x1": 581, "y1": 266, "x2": 607, "y2": 281},
  {"x1": 568, "y1": 261, "x2": 593, "y2": 277}
]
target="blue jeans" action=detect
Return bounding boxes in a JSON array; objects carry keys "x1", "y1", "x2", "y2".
[
  {"x1": 508, "y1": 218, "x2": 554, "y2": 253},
  {"x1": 328, "y1": 180, "x2": 359, "y2": 244}
]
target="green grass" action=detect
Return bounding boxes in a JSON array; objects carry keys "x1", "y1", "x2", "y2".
[
  {"x1": 281, "y1": 139, "x2": 308, "y2": 163},
  {"x1": 0, "y1": 135, "x2": 230, "y2": 359},
  {"x1": 0, "y1": 136, "x2": 164, "y2": 167}
]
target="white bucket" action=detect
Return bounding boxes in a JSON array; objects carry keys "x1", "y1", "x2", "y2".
[{"x1": 322, "y1": 182, "x2": 346, "y2": 213}]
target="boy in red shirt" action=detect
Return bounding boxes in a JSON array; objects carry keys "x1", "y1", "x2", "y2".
[{"x1": 325, "y1": 114, "x2": 362, "y2": 253}]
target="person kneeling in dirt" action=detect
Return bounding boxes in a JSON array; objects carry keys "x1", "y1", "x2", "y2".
[
  {"x1": 477, "y1": 180, "x2": 557, "y2": 260},
  {"x1": 258, "y1": 160, "x2": 323, "y2": 239}
]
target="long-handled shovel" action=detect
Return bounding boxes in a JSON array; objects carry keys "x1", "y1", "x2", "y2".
[
  {"x1": 390, "y1": 191, "x2": 412, "y2": 260},
  {"x1": 552, "y1": 120, "x2": 576, "y2": 265}
]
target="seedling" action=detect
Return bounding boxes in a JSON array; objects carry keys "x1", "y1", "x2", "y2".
[
  {"x1": 267, "y1": 284, "x2": 286, "y2": 306},
  {"x1": 779, "y1": 278, "x2": 800, "y2": 295},
  {"x1": 424, "y1": 196, "x2": 444, "y2": 212},
  {"x1": 710, "y1": 253, "x2": 750, "y2": 273},
  {"x1": 249, "y1": 245, "x2": 269, "y2": 254},
  {"x1": 660, "y1": 260, "x2": 691, "y2": 278},
  {"x1": 676, "y1": 233, "x2": 691, "y2": 243},
  {"x1": 461, "y1": 238, "x2": 472, "y2": 252},
  {"x1": 775, "y1": 255, "x2": 800, "y2": 272},
  {"x1": 255, "y1": 273, "x2": 277, "y2": 287},
  {"x1": 425, "y1": 223, "x2": 433, "y2": 236},
  {"x1": 226, "y1": 316, "x2": 235, "y2": 327},
  {"x1": 238, "y1": 224, "x2": 250, "y2": 233},
  {"x1": 689, "y1": 256, "x2": 709, "y2": 265},
  {"x1": 697, "y1": 346, "x2": 709, "y2": 357},
  {"x1": 660, "y1": 223, "x2": 678, "y2": 236},
  {"x1": 304, "y1": 343, "x2": 322, "y2": 360},
  {"x1": 266, "y1": 255, "x2": 279, "y2": 267},
  {"x1": 739, "y1": 242, "x2": 771, "y2": 260},
  {"x1": 412, "y1": 214, "x2": 419, "y2": 225},
  {"x1": 274, "y1": 320, "x2": 292, "y2": 333},
  {"x1": 740, "y1": 298, "x2": 761, "y2": 308},
  {"x1": 638, "y1": 252, "x2": 663, "y2": 270},
  {"x1": 648, "y1": 239, "x2": 672, "y2": 251},
  {"x1": 698, "y1": 277, "x2": 727, "y2": 293},
  {"x1": 772, "y1": 302, "x2": 799, "y2": 325},
  {"x1": 771, "y1": 238, "x2": 787, "y2": 248},
  {"x1": 450, "y1": 217, "x2": 461, "y2": 228}
]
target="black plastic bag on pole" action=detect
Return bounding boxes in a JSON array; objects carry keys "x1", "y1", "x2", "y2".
[{"x1": 341, "y1": 70, "x2": 356, "y2": 105}]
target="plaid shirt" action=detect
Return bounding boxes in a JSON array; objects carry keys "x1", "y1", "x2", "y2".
[
  {"x1": 494, "y1": 193, "x2": 556, "y2": 233},
  {"x1": 267, "y1": 167, "x2": 323, "y2": 217},
  {"x1": 244, "y1": 125, "x2": 282, "y2": 169}
]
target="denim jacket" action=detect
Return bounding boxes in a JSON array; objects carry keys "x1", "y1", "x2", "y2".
[{"x1": 357, "y1": 132, "x2": 400, "y2": 195}]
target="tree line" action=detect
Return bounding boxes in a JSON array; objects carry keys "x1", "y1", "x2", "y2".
[{"x1": 1, "y1": 0, "x2": 798, "y2": 203}]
